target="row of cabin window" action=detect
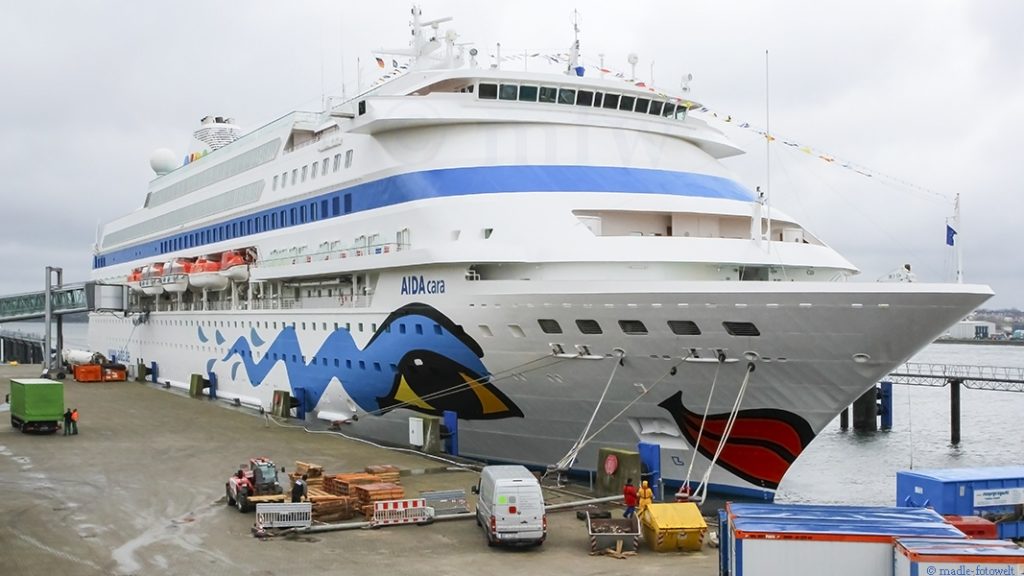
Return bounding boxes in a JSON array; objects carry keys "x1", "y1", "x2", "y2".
[
  {"x1": 150, "y1": 316, "x2": 443, "y2": 337},
  {"x1": 158, "y1": 193, "x2": 353, "y2": 253},
  {"x1": 535, "y1": 318, "x2": 760, "y2": 337},
  {"x1": 231, "y1": 346, "x2": 396, "y2": 373},
  {"x1": 478, "y1": 82, "x2": 688, "y2": 119},
  {"x1": 272, "y1": 149, "x2": 354, "y2": 191}
]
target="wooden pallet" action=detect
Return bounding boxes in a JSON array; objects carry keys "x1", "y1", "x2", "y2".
[{"x1": 294, "y1": 461, "x2": 324, "y2": 478}]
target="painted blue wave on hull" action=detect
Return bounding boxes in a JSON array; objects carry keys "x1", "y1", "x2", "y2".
[{"x1": 221, "y1": 315, "x2": 488, "y2": 412}]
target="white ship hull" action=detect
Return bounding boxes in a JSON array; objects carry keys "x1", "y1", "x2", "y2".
[{"x1": 88, "y1": 279, "x2": 989, "y2": 497}]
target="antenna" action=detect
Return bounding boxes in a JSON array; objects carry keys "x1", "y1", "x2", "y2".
[
  {"x1": 567, "y1": 9, "x2": 581, "y2": 75},
  {"x1": 954, "y1": 193, "x2": 963, "y2": 283},
  {"x1": 680, "y1": 73, "x2": 692, "y2": 93},
  {"x1": 764, "y1": 49, "x2": 772, "y2": 247},
  {"x1": 627, "y1": 53, "x2": 638, "y2": 81}
]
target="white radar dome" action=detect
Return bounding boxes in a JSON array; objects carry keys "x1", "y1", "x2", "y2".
[{"x1": 150, "y1": 148, "x2": 178, "y2": 176}]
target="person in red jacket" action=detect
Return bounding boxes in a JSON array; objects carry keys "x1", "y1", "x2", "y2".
[{"x1": 623, "y1": 478, "x2": 638, "y2": 518}]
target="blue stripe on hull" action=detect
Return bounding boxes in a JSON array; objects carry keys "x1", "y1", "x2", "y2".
[{"x1": 94, "y1": 165, "x2": 753, "y2": 268}]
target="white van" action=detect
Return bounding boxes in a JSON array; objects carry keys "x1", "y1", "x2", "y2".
[{"x1": 472, "y1": 465, "x2": 547, "y2": 547}]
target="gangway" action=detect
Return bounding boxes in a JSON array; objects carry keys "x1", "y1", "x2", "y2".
[
  {"x1": 0, "y1": 283, "x2": 89, "y2": 322},
  {"x1": 846, "y1": 361, "x2": 1024, "y2": 444},
  {"x1": 887, "y1": 362, "x2": 1024, "y2": 393}
]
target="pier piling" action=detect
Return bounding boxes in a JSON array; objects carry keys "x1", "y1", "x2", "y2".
[
  {"x1": 852, "y1": 387, "x2": 878, "y2": 431},
  {"x1": 950, "y1": 378, "x2": 962, "y2": 445},
  {"x1": 839, "y1": 406, "x2": 849, "y2": 430}
]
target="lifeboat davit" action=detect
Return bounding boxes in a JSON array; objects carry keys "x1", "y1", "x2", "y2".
[
  {"x1": 219, "y1": 250, "x2": 250, "y2": 282},
  {"x1": 126, "y1": 268, "x2": 144, "y2": 294},
  {"x1": 189, "y1": 256, "x2": 229, "y2": 291},
  {"x1": 139, "y1": 263, "x2": 165, "y2": 295},
  {"x1": 161, "y1": 258, "x2": 193, "y2": 293}
]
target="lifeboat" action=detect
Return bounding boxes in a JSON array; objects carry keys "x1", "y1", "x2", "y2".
[
  {"x1": 219, "y1": 250, "x2": 250, "y2": 282},
  {"x1": 139, "y1": 262, "x2": 165, "y2": 295},
  {"x1": 189, "y1": 256, "x2": 229, "y2": 291},
  {"x1": 126, "y1": 268, "x2": 144, "y2": 294},
  {"x1": 161, "y1": 258, "x2": 194, "y2": 293}
]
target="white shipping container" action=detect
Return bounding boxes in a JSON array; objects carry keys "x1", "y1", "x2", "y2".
[
  {"x1": 728, "y1": 503, "x2": 967, "y2": 576},
  {"x1": 895, "y1": 538, "x2": 1024, "y2": 576}
]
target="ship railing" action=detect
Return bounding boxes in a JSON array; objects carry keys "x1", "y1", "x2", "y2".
[{"x1": 257, "y1": 242, "x2": 406, "y2": 268}]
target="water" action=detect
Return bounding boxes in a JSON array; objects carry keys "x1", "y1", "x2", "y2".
[
  {"x1": 4, "y1": 320, "x2": 1023, "y2": 505},
  {"x1": 776, "y1": 343, "x2": 1024, "y2": 505}
]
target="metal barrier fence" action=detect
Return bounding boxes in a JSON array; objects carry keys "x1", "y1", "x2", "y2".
[
  {"x1": 371, "y1": 499, "x2": 433, "y2": 526},
  {"x1": 255, "y1": 502, "x2": 312, "y2": 529},
  {"x1": 420, "y1": 489, "x2": 470, "y2": 517}
]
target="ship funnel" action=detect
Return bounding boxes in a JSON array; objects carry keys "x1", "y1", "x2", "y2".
[{"x1": 193, "y1": 115, "x2": 241, "y2": 150}]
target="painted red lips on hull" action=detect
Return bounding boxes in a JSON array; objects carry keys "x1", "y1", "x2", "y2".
[{"x1": 658, "y1": 390, "x2": 816, "y2": 490}]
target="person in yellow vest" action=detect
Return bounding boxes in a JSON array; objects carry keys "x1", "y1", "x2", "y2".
[{"x1": 637, "y1": 480, "x2": 654, "y2": 518}]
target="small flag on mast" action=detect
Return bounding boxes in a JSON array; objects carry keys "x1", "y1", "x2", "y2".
[{"x1": 946, "y1": 224, "x2": 957, "y2": 246}]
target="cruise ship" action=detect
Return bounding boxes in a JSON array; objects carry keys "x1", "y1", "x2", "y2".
[{"x1": 88, "y1": 8, "x2": 992, "y2": 498}]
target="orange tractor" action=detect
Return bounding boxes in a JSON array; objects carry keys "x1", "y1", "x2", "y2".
[{"x1": 225, "y1": 457, "x2": 285, "y2": 512}]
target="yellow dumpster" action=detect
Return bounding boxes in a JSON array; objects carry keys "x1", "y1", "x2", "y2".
[{"x1": 640, "y1": 502, "x2": 707, "y2": 552}]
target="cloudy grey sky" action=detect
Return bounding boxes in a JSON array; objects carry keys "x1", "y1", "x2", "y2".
[{"x1": 1, "y1": 1, "x2": 1021, "y2": 307}]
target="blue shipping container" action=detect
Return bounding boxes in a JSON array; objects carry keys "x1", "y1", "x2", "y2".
[{"x1": 896, "y1": 466, "x2": 1024, "y2": 540}]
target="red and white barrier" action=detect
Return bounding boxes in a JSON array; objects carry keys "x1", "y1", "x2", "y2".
[{"x1": 371, "y1": 498, "x2": 433, "y2": 526}]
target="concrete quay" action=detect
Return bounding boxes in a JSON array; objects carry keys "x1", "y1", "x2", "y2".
[{"x1": 0, "y1": 363, "x2": 718, "y2": 576}]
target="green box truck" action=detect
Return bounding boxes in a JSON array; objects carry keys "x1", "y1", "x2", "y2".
[{"x1": 9, "y1": 378, "x2": 64, "y2": 434}]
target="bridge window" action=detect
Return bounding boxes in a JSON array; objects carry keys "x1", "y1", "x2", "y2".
[
  {"x1": 539, "y1": 86, "x2": 557, "y2": 103},
  {"x1": 301, "y1": 165, "x2": 308, "y2": 182},
  {"x1": 478, "y1": 83, "x2": 497, "y2": 99},
  {"x1": 634, "y1": 98, "x2": 650, "y2": 114},
  {"x1": 602, "y1": 94, "x2": 620, "y2": 109},
  {"x1": 518, "y1": 85, "x2": 538, "y2": 102},
  {"x1": 576, "y1": 90, "x2": 594, "y2": 106},
  {"x1": 321, "y1": 158, "x2": 329, "y2": 174},
  {"x1": 557, "y1": 88, "x2": 576, "y2": 105},
  {"x1": 618, "y1": 95, "x2": 635, "y2": 111},
  {"x1": 311, "y1": 162, "x2": 318, "y2": 179},
  {"x1": 333, "y1": 153, "x2": 341, "y2": 172},
  {"x1": 649, "y1": 101, "x2": 664, "y2": 116},
  {"x1": 291, "y1": 169, "x2": 297, "y2": 185},
  {"x1": 499, "y1": 84, "x2": 518, "y2": 100},
  {"x1": 345, "y1": 149, "x2": 353, "y2": 168}
]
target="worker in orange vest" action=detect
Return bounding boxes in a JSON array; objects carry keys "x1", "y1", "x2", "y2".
[{"x1": 70, "y1": 408, "x2": 79, "y2": 435}]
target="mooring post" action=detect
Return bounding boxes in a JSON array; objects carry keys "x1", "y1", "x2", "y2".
[
  {"x1": 839, "y1": 406, "x2": 849, "y2": 430},
  {"x1": 879, "y1": 381, "x2": 893, "y2": 431},
  {"x1": 950, "y1": 378, "x2": 962, "y2": 445}
]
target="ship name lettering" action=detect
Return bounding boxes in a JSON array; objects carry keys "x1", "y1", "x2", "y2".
[{"x1": 400, "y1": 275, "x2": 445, "y2": 295}]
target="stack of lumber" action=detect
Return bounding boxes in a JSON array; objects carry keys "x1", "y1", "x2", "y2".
[
  {"x1": 305, "y1": 489, "x2": 357, "y2": 523},
  {"x1": 323, "y1": 473, "x2": 379, "y2": 496},
  {"x1": 365, "y1": 464, "x2": 401, "y2": 484},
  {"x1": 350, "y1": 482, "x2": 405, "y2": 519},
  {"x1": 292, "y1": 461, "x2": 324, "y2": 489}
]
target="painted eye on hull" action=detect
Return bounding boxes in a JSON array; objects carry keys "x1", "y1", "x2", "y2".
[
  {"x1": 658, "y1": 390, "x2": 815, "y2": 490},
  {"x1": 376, "y1": 350, "x2": 524, "y2": 420}
]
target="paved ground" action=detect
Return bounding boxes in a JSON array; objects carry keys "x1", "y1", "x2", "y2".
[{"x1": 0, "y1": 363, "x2": 718, "y2": 575}]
